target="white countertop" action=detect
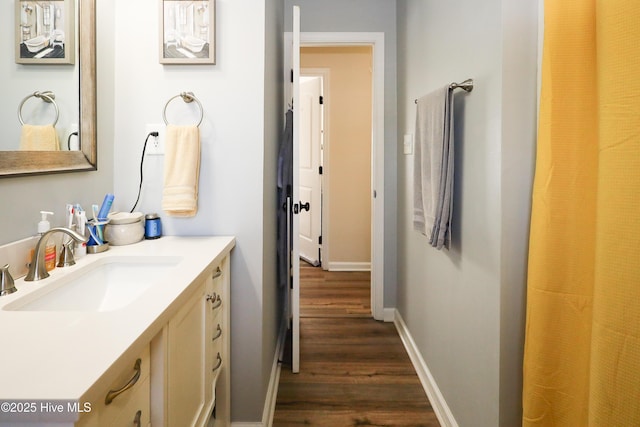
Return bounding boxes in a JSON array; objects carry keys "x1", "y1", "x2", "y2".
[{"x1": 0, "y1": 236, "x2": 235, "y2": 421}]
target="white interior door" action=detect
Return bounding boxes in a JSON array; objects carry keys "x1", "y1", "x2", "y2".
[
  {"x1": 291, "y1": 5, "x2": 301, "y2": 374},
  {"x1": 298, "y1": 76, "x2": 322, "y2": 266}
]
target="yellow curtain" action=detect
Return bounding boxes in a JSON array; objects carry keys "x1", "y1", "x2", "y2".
[{"x1": 523, "y1": 1, "x2": 640, "y2": 426}]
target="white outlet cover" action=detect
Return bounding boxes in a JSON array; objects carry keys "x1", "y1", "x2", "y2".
[{"x1": 145, "y1": 124, "x2": 166, "y2": 155}]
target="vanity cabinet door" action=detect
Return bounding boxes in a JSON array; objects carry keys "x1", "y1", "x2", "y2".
[
  {"x1": 164, "y1": 256, "x2": 231, "y2": 427},
  {"x1": 167, "y1": 284, "x2": 207, "y2": 427}
]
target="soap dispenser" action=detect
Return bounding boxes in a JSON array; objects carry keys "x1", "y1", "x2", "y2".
[{"x1": 37, "y1": 211, "x2": 57, "y2": 272}]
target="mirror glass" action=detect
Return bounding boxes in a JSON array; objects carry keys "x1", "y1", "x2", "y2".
[{"x1": 0, "y1": 0, "x2": 96, "y2": 177}]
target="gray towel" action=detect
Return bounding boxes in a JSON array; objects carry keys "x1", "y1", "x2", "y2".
[
  {"x1": 277, "y1": 109, "x2": 294, "y2": 287},
  {"x1": 413, "y1": 85, "x2": 454, "y2": 250}
]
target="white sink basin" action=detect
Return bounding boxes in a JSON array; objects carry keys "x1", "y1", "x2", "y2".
[{"x1": 4, "y1": 257, "x2": 182, "y2": 312}]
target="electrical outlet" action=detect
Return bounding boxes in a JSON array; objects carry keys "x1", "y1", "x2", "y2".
[
  {"x1": 145, "y1": 124, "x2": 166, "y2": 155},
  {"x1": 68, "y1": 123, "x2": 80, "y2": 150}
]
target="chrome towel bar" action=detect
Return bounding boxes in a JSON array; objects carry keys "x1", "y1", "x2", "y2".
[{"x1": 415, "y1": 78, "x2": 474, "y2": 103}]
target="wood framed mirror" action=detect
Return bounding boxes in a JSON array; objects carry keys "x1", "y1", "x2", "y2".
[{"x1": 0, "y1": 0, "x2": 96, "y2": 178}]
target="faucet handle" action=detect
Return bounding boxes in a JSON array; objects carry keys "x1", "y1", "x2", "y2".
[
  {"x1": 0, "y1": 264, "x2": 17, "y2": 297},
  {"x1": 57, "y1": 240, "x2": 76, "y2": 268}
]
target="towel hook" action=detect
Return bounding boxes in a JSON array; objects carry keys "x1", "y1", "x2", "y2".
[
  {"x1": 18, "y1": 91, "x2": 59, "y2": 126},
  {"x1": 163, "y1": 91, "x2": 204, "y2": 127}
]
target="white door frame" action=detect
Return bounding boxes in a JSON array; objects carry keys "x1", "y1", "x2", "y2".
[{"x1": 284, "y1": 32, "x2": 385, "y2": 321}]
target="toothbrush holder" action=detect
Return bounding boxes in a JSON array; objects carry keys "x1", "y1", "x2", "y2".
[{"x1": 86, "y1": 219, "x2": 110, "y2": 247}]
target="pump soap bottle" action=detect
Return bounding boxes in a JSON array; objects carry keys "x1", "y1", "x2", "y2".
[{"x1": 36, "y1": 211, "x2": 57, "y2": 272}]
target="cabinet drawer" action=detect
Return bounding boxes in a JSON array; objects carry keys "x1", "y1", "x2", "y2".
[
  {"x1": 99, "y1": 347, "x2": 150, "y2": 425},
  {"x1": 101, "y1": 376, "x2": 150, "y2": 427}
]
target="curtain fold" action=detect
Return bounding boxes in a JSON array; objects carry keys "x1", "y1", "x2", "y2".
[{"x1": 523, "y1": 1, "x2": 640, "y2": 425}]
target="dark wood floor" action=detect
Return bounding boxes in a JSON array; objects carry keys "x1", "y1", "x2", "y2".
[{"x1": 273, "y1": 263, "x2": 440, "y2": 427}]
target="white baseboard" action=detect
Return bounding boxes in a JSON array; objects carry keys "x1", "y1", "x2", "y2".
[
  {"x1": 394, "y1": 310, "x2": 459, "y2": 427},
  {"x1": 326, "y1": 261, "x2": 371, "y2": 271},
  {"x1": 260, "y1": 316, "x2": 289, "y2": 427},
  {"x1": 383, "y1": 308, "x2": 395, "y2": 322}
]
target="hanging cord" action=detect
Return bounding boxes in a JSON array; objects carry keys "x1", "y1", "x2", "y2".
[{"x1": 130, "y1": 131, "x2": 159, "y2": 213}]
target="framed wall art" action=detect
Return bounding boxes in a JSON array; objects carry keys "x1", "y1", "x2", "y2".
[
  {"x1": 15, "y1": 0, "x2": 75, "y2": 64},
  {"x1": 159, "y1": 0, "x2": 216, "y2": 65}
]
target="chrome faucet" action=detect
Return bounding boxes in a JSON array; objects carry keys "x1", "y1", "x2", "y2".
[
  {"x1": 0, "y1": 265, "x2": 17, "y2": 296},
  {"x1": 25, "y1": 227, "x2": 89, "y2": 282}
]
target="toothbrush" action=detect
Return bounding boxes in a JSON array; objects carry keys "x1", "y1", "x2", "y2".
[
  {"x1": 87, "y1": 224, "x2": 103, "y2": 246},
  {"x1": 78, "y1": 210, "x2": 86, "y2": 237},
  {"x1": 65, "y1": 204, "x2": 74, "y2": 243},
  {"x1": 92, "y1": 204, "x2": 99, "y2": 222},
  {"x1": 66, "y1": 204, "x2": 74, "y2": 229}
]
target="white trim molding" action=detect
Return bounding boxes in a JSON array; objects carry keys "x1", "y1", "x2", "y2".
[
  {"x1": 261, "y1": 315, "x2": 289, "y2": 427},
  {"x1": 383, "y1": 308, "x2": 396, "y2": 323},
  {"x1": 284, "y1": 31, "x2": 385, "y2": 322},
  {"x1": 326, "y1": 261, "x2": 371, "y2": 272},
  {"x1": 394, "y1": 310, "x2": 459, "y2": 427}
]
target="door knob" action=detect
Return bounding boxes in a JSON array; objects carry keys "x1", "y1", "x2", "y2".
[{"x1": 293, "y1": 201, "x2": 310, "y2": 214}]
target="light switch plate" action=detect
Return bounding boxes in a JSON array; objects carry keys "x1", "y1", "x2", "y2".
[{"x1": 403, "y1": 134, "x2": 413, "y2": 155}]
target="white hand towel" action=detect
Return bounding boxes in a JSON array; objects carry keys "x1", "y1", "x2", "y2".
[
  {"x1": 162, "y1": 125, "x2": 201, "y2": 217},
  {"x1": 413, "y1": 85, "x2": 455, "y2": 250},
  {"x1": 19, "y1": 124, "x2": 60, "y2": 151}
]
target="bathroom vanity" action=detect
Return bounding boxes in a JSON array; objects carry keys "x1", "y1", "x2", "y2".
[{"x1": 0, "y1": 236, "x2": 235, "y2": 427}]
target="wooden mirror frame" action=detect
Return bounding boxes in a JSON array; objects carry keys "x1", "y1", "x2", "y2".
[{"x1": 0, "y1": 0, "x2": 96, "y2": 178}]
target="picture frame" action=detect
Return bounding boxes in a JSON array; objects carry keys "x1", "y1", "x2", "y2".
[
  {"x1": 15, "y1": 0, "x2": 75, "y2": 65},
  {"x1": 159, "y1": 0, "x2": 216, "y2": 65}
]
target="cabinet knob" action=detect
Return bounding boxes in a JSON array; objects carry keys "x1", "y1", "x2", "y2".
[{"x1": 212, "y1": 267, "x2": 222, "y2": 279}]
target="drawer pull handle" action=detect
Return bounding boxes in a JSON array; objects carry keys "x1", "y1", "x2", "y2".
[
  {"x1": 134, "y1": 410, "x2": 142, "y2": 427},
  {"x1": 206, "y1": 293, "x2": 222, "y2": 309},
  {"x1": 212, "y1": 267, "x2": 222, "y2": 279},
  {"x1": 212, "y1": 353, "x2": 222, "y2": 372},
  {"x1": 212, "y1": 324, "x2": 222, "y2": 342},
  {"x1": 105, "y1": 358, "x2": 141, "y2": 405},
  {"x1": 207, "y1": 293, "x2": 222, "y2": 309},
  {"x1": 211, "y1": 295, "x2": 222, "y2": 310}
]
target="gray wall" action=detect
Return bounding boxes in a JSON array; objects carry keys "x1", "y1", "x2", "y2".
[
  {"x1": 109, "y1": 1, "x2": 284, "y2": 421},
  {"x1": 396, "y1": 1, "x2": 538, "y2": 426},
  {"x1": 262, "y1": 0, "x2": 286, "y2": 422},
  {"x1": 284, "y1": 0, "x2": 398, "y2": 308}
]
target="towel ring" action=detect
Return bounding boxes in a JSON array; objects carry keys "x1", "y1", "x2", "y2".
[
  {"x1": 162, "y1": 92, "x2": 204, "y2": 127},
  {"x1": 18, "y1": 91, "x2": 59, "y2": 126}
]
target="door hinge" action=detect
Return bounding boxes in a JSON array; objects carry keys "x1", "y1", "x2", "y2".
[
  {"x1": 319, "y1": 95, "x2": 324, "y2": 105},
  {"x1": 318, "y1": 235, "x2": 322, "y2": 245},
  {"x1": 290, "y1": 69, "x2": 293, "y2": 83},
  {"x1": 319, "y1": 166, "x2": 323, "y2": 175}
]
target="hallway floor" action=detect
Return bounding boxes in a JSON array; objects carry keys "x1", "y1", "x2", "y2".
[{"x1": 273, "y1": 264, "x2": 440, "y2": 426}]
